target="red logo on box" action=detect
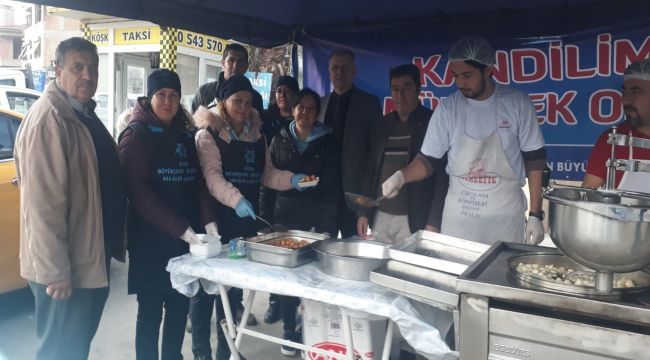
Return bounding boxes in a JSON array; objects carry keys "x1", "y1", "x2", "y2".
[{"x1": 308, "y1": 342, "x2": 361, "y2": 360}]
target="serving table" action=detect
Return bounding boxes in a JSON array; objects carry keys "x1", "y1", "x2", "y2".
[{"x1": 167, "y1": 252, "x2": 457, "y2": 360}]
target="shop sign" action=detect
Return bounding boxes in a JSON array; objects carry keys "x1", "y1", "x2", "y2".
[
  {"x1": 177, "y1": 29, "x2": 228, "y2": 55},
  {"x1": 89, "y1": 29, "x2": 110, "y2": 47},
  {"x1": 245, "y1": 72, "x2": 273, "y2": 108},
  {"x1": 115, "y1": 26, "x2": 160, "y2": 45}
]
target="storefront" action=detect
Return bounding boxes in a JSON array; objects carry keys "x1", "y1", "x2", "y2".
[{"x1": 83, "y1": 20, "x2": 229, "y2": 136}]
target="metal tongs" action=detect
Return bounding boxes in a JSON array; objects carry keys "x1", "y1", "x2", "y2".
[{"x1": 345, "y1": 192, "x2": 386, "y2": 209}]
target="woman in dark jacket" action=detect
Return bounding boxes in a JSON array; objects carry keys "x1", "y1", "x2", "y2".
[
  {"x1": 118, "y1": 69, "x2": 217, "y2": 360},
  {"x1": 267, "y1": 88, "x2": 339, "y2": 356},
  {"x1": 269, "y1": 88, "x2": 339, "y2": 235}
]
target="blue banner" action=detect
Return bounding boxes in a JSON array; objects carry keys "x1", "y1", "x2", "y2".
[
  {"x1": 302, "y1": 23, "x2": 650, "y2": 180},
  {"x1": 245, "y1": 71, "x2": 273, "y2": 109}
]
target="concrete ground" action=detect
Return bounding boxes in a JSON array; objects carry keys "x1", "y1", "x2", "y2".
[{"x1": 0, "y1": 259, "x2": 290, "y2": 360}]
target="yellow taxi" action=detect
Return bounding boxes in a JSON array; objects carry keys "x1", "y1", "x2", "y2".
[{"x1": 0, "y1": 108, "x2": 25, "y2": 294}]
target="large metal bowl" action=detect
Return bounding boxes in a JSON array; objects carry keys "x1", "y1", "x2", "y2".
[
  {"x1": 544, "y1": 186, "x2": 650, "y2": 272},
  {"x1": 312, "y1": 239, "x2": 390, "y2": 281}
]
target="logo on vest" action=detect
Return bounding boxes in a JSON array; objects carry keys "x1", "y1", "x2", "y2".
[
  {"x1": 244, "y1": 149, "x2": 256, "y2": 164},
  {"x1": 458, "y1": 159, "x2": 501, "y2": 191},
  {"x1": 498, "y1": 119, "x2": 511, "y2": 130},
  {"x1": 174, "y1": 143, "x2": 188, "y2": 158}
]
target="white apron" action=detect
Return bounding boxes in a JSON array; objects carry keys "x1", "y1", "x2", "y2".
[{"x1": 441, "y1": 97, "x2": 526, "y2": 245}]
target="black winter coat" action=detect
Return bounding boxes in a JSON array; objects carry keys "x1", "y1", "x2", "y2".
[
  {"x1": 191, "y1": 72, "x2": 264, "y2": 114},
  {"x1": 267, "y1": 125, "x2": 339, "y2": 235}
]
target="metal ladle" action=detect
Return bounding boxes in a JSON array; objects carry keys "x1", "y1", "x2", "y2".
[
  {"x1": 255, "y1": 215, "x2": 289, "y2": 233},
  {"x1": 345, "y1": 192, "x2": 386, "y2": 209},
  {"x1": 256, "y1": 215, "x2": 273, "y2": 229}
]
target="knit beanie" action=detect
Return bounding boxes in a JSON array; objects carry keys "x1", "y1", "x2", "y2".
[
  {"x1": 147, "y1": 69, "x2": 181, "y2": 98},
  {"x1": 276, "y1": 75, "x2": 299, "y2": 93},
  {"x1": 218, "y1": 75, "x2": 254, "y2": 100}
]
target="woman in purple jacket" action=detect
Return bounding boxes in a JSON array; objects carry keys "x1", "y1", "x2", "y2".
[{"x1": 118, "y1": 69, "x2": 217, "y2": 360}]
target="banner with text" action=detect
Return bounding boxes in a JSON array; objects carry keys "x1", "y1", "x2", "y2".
[{"x1": 302, "y1": 23, "x2": 650, "y2": 180}]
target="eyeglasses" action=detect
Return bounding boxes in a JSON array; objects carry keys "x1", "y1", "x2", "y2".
[
  {"x1": 275, "y1": 88, "x2": 294, "y2": 96},
  {"x1": 296, "y1": 105, "x2": 317, "y2": 114}
]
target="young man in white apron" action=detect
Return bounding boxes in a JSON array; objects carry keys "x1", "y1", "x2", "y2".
[
  {"x1": 381, "y1": 35, "x2": 547, "y2": 246},
  {"x1": 583, "y1": 58, "x2": 650, "y2": 193}
]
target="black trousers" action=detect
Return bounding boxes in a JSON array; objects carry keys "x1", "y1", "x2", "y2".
[
  {"x1": 189, "y1": 286, "x2": 243, "y2": 358},
  {"x1": 279, "y1": 295, "x2": 300, "y2": 333},
  {"x1": 337, "y1": 192, "x2": 357, "y2": 238},
  {"x1": 29, "y1": 282, "x2": 109, "y2": 360},
  {"x1": 135, "y1": 289, "x2": 189, "y2": 360}
]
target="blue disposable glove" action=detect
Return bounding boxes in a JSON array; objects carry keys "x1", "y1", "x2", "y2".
[
  {"x1": 234, "y1": 198, "x2": 256, "y2": 219},
  {"x1": 291, "y1": 173, "x2": 307, "y2": 191}
]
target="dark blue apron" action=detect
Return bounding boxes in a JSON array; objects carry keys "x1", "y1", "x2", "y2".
[
  {"x1": 124, "y1": 122, "x2": 201, "y2": 294},
  {"x1": 208, "y1": 128, "x2": 266, "y2": 240}
]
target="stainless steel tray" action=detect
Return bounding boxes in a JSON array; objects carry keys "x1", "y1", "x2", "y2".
[
  {"x1": 245, "y1": 230, "x2": 330, "y2": 268},
  {"x1": 509, "y1": 253, "x2": 650, "y2": 298},
  {"x1": 370, "y1": 260, "x2": 459, "y2": 312},
  {"x1": 389, "y1": 230, "x2": 490, "y2": 275},
  {"x1": 456, "y1": 242, "x2": 650, "y2": 328}
]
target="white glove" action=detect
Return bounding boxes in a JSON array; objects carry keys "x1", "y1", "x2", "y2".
[
  {"x1": 205, "y1": 222, "x2": 219, "y2": 236},
  {"x1": 524, "y1": 217, "x2": 544, "y2": 245},
  {"x1": 180, "y1": 227, "x2": 198, "y2": 244},
  {"x1": 382, "y1": 171, "x2": 405, "y2": 199}
]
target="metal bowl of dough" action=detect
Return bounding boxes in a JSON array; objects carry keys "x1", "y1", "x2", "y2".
[
  {"x1": 508, "y1": 253, "x2": 650, "y2": 299},
  {"x1": 544, "y1": 185, "x2": 650, "y2": 273},
  {"x1": 312, "y1": 239, "x2": 390, "y2": 281}
]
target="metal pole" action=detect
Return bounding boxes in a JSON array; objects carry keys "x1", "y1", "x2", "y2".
[
  {"x1": 380, "y1": 321, "x2": 395, "y2": 360},
  {"x1": 605, "y1": 126, "x2": 618, "y2": 190},
  {"x1": 341, "y1": 310, "x2": 355, "y2": 360},
  {"x1": 235, "y1": 290, "x2": 256, "y2": 348},
  {"x1": 595, "y1": 271, "x2": 614, "y2": 293},
  {"x1": 219, "y1": 284, "x2": 237, "y2": 339},
  {"x1": 219, "y1": 319, "x2": 241, "y2": 360}
]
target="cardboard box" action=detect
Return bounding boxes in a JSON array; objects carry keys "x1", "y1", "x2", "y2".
[{"x1": 301, "y1": 299, "x2": 387, "y2": 360}]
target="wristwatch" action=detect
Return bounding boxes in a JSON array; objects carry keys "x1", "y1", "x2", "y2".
[{"x1": 529, "y1": 211, "x2": 545, "y2": 220}]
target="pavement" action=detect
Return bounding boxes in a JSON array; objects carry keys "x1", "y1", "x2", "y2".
[{"x1": 0, "y1": 259, "x2": 291, "y2": 360}]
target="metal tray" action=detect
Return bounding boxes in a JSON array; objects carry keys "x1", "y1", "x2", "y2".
[
  {"x1": 509, "y1": 253, "x2": 650, "y2": 298},
  {"x1": 389, "y1": 230, "x2": 490, "y2": 275},
  {"x1": 456, "y1": 242, "x2": 650, "y2": 327},
  {"x1": 245, "y1": 230, "x2": 330, "y2": 268},
  {"x1": 370, "y1": 260, "x2": 459, "y2": 312}
]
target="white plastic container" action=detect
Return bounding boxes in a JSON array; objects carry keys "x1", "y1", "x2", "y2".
[
  {"x1": 301, "y1": 299, "x2": 387, "y2": 360},
  {"x1": 298, "y1": 177, "x2": 319, "y2": 188},
  {"x1": 190, "y1": 234, "x2": 222, "y2": 258}
]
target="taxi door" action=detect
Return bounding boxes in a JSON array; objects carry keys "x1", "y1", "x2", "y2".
[{"x1": 0, "y1": 110, "x2": 24, "y2": 293}]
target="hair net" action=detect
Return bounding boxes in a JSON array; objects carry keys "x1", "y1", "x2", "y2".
[
  {"x1": 624, "y1": 58, "x2": 650, "y2": 81},
  {"x1": 448, "y1": 35, "x2": 496, "y2": 66}
]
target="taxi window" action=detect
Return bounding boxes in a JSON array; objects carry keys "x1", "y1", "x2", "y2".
[
  {"x1": 0, "y1": 113, "x2": 20, "y2": 160},
  {"x1": 6, "y1": 92, "x2": 38, "y2": 115}
]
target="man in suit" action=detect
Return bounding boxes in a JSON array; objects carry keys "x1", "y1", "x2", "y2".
[{"x1": 319, "y1": 48, "x2": 381, "y2": 238}]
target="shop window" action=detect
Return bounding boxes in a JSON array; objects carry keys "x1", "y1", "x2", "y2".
[
  {"x1": 93, "y1": 54, "x2": 110, "y2": 129},
  {"x1": 176, "y1": 54, "x2": 199, "y2": 110},
  {"x1": 206, "y1": 65, "x2": 221, "y2": 84},
  {"x1": 35, "y1": 6, "x2": 42, "y2": 23}
]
